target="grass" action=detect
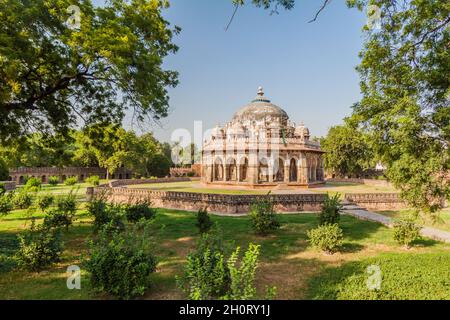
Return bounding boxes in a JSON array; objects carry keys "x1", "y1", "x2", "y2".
[
  {"x1": 310, "y1": 182, "x2": 397, "y2": 198},
  {"x1": 0, "y1": 183, "x2": 449, "y2": 300},
  {"x1": 375, "y1": 208, "x2": 450, "y2": 233}
]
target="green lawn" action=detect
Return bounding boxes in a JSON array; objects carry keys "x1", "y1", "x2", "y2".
[
  {"x1": 1, "y1": 183, "x2": 449, "y2": 300},
  {"x1": 310, "y1": 182, "x2": 397, "y2": 198}
]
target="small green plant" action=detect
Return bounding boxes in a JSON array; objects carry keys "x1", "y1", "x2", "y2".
[
  {"x1": 319, "y1": 193, "x2": 342, "y2": 225},
  {"x1": 36, "y1": 194, "x2": 54, "y2": 212},
  {"x1": 124, "y1": 201, "x2": 156, "y2": 223},
  {"x1": 84, "y1": 221, "x2": 157, "y2": 299},
  {"x1": 24, "y1": 177, "x2": 41, "y2": 192},
  {"x1": 0, "y1": 193, "x2": 13, "y2": 216},
  {"x1": 0, "y1": 183, "x2": 5, "y2": 196},
  {"x1": 196, "y1": 208, "x2": 213, "y2": 234},
  {"x1": 15, "y1": 220, "x2": 63, "y2": 272},
  {"x1": 393, "y1": 219, "x2": 421, "y2": 249},
  {"x1": 85, "y1": 175, "x2": 100, "y2": 186},
  {"x1": 249, "y1": 195, "x2": 280, "y2": 235},
  {"x1": 12, "y1": 190, "x2": 33, "y2": 209},
  {"x1": 64, "y1": 176, "x2": 78, "y2": 186},
  {"x1": 177, "y1": 231, "x2": 229, "y2": 300},
  {"x1": 48, "y1": 176, "x2": 59, "y2": 186},
  {"x1": 43, "y1": 192, "x2": 77, "y2": 230},
  {"x1": 87, "y1": 198, "x2": 125, "y2": 233},
  {"x1": 307, "y1": 223, "x2": 344, "y2": 254}
]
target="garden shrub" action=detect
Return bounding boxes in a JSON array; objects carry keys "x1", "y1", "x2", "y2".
[
  {"x1": 196, "y1": 208, "x2": 213, "y2": 234},
  {"x1": 15, "y1": 220, "x2": 63, "y2": 272},
  {"x1": 307, "y1": 223, "x2": 344, "y2": 254},
  {"x1": 12, "y1": 190, "x2": 33, "y2": 209},
  {"x1": 0, "y1": 193, "x2": 13, "y2": 216},
  {"x1": 87, "y1": 198, "x2": 124, "y2": 233},
  {"x1": 0, "y1": 183, "x2": 5, "y2": 196},
  {"x1": 85, "y1": 175, "x2": 100, "y2": 186},
  {"x1": 43, "y1": 192, "x2": 77, "y2": 230},
  {"x1": 178, "y1": 230, "x2": 271, "y2": 300},
  {"x1": 36, "y1": 194, "x2": 54, "y2": 212},
  {"x1": 177, "y1": 231, "x2": 229, "y2": 300},
  {"x1": 0, "y1": 159, "x2": 8, "y2": 181},
  {"x1": 124, "y1": 201, "x2": 156, "y2": 223},
  {"x1": 64, "y1": 176, "x2": 78, "y2": 186},
  {"x1": 48, "y1": 176, "x2": 59, "y2": 186},
  {"x1": 393, "y1": 219, "x2": 421, "y2": 248},
  {"x1": 84, "y1": 222, "x2": 157, "y2": 299},
  {"x1": 319, "y1": 193, "x2": 342, "y2": 225},
  {"x1": 249, "y1": 196, "x2": 280, "y2": 235},
  {"x1": 24, "y1": 177, "x2": 41, "y2": 192}
]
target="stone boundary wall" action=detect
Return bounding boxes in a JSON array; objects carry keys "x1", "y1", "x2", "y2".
[
  {"x1": 88, "y1": 187, "x2": 326, "y2": 214},
  {"x1": 327, "y1": 178, "x2": 392, "y2": 187},
  {"x1": 345, "y1": 193, "x2": 407, "y2": 210},
  {"x1": 0, "y1": 181, "x2": 16, "y2": 191},
  {"x1": 107, "y1": 177, "x2": 192, "y2": 188},
  {"x1": 9, "y1": 167, "x2": 132, "y2": 184}
]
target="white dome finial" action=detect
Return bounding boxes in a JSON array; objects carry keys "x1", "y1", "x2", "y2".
[{"x1": 257, "y1": 86, "x2": 264, "y2": 96}]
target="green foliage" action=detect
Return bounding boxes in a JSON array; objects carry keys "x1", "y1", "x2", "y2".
[
  {"x1": 321, "y1": 123, "x2": 375, "y2": 177},
  {"x1": 307, "y1": 253, "x2": 450, "y2": 300},
  {"x1": 0, "y1": 159, "x2": 8, "y2": 181},
  {"x1": 319, "y1": 193, "x2": 342, "y2": 225},
  {"x1": 84, "y1": 222, "x2": 157, "y2": 299},
  {"x1": 85, "y1": 175, "x2": 100, "y2": 186},
  {"x1": 393, "y1": 219, "x2": 421, "y2": 248},
  {"x1": 196, "y1": 208, "x2": 213, "y2": 234},
  {"x1": 35, "y1": 194, "x2": 54, "y2": 212},
  {"x1": 178, "y1": 231, "x2": 229, "y2": 300},
  {"x1": 124, "y1": 201, "x2": 157, "y2": 223},
  {"x1": 0, "y1": 183, "x2": 5, "y2": 196},
  {"x1": 12, "y1": 190, "x2": 32, "y2": 209},
  {"x1": 0, "y1": 193, "x2": 13, "y2": 216},
  {"x1": 64, "y1": 176, "x2": 78, "y2": 186},
  {"x1": 249, "y1": 196, "x2": 280, "y2": 235},
  {"x1": 307, "y1": 223, "x2": 344, "y2": 254},
  {"x1": 178, "y1": 230, "x2": 269, "y2": 300},
  {"x1": 86, "y1": 198, "x2": 125, "y2": 233},
  {"x1": 15, "y1": 221, "x2": 63, "y2": 272},
  {"x1": 43, "y1": 192, "x2": 77, "y2": 230},
  {"x1": 0, "y1": 0, "x2": 179, "y2": 141},
  {"x1": 225, "y1": 243, "x2": 261, "y2": 300},
  {"x1": 24, "y1": 177, "x2": 41, "y2": 192},
  {"x1": 347, "y1": 0, "x2": 450, "y2": 214},
  {"x1": 47, "y1": 176, "x2": 59, "y2": 186}
]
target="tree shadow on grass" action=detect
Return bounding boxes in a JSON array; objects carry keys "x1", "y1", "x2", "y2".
[
  {"x1": 341, "y1": 242, "x2": 365, "y2": 253},
  {"x1": 340, "y1": 215, "x2": 386, "y2": 241}
]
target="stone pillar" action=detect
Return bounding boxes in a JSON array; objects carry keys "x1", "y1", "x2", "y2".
[
  {"x1": 223, "y1": 165, "x2": 227, "y2": 182},
  {"x1": 237, "y1": 165, "x2": 241, "y2": 182},
  {"x1": 284, "y1": 165, "x2": 289, "y2": 183}
]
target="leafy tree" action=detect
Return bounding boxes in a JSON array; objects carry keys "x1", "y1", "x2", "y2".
[
  {"x1": 347, "y1": 0, "x2": 450, "y2": 215},
  {"x1": 321, "y1": 123, "x2": 375, "y2": 178},
  {"x1": 0, "y1": 159, "x2": 8, "y2": 181},
  {"x1": 0, "y1": 0, "x2": 179, "y2": 142}
]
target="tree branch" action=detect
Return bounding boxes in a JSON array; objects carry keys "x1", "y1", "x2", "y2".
[{"x1": 308, "y1": 0, "x2": 331, "y2": 23}]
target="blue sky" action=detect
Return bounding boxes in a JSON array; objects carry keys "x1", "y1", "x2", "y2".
[{"x1": 93, "y1": 0, "x2": 368, "y2": 143}]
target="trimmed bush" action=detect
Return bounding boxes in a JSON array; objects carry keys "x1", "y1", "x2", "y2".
[
  {"x1": 64, "y1": 176, "x2": 78, "y2": 186},
  {"x1": 15, "y1": 221, "x2": 63, "y2": 272},
  {"x1": 43, "y1": 193, "x2": 77, "y2": 230},
  {"x1": 196, "y1": 208, "x2": 213, "y2": 234},
  {"x1": 0, "y1": 193, "x2": 13, "y2": 216},
  {"x1": 85, "y1": 222, "x2": 157, "y2": 299},
  {"x1": 24, "y1": 177, "x2": 41, "y2": 192},
  {"x1": 85, "y1": 175, "x2": 100, "y2": 186},
  {"x1": 48, "y1": 176, "x2": 59, "y2": 186},
  {"x1": 36, "y1": 194, "x2": 54, "y2": 212},
  {"x1": 124, "y1": 201, "x2": 156, "y2": 223},
  {"x1": 319, "y1": 193, "x2": 342, "y2": 225},
  {"x1": 12, "y1": 191, "x2": 32, "y2": 209},
  {"x1": 393, "y1": 219, "x2": 421, "y2": 248},
  {"x1": 307, "y1": 223, "x2": 344, "y2": 254},
  {"x1": 249, "y1": 196, "x2": 280, "y2": 235}
]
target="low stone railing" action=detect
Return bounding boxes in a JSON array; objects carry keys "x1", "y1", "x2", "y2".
[
  {"x1": 0, "y1": 181, "x2": 16, "y2": 191},
  {"x1": 345, "y1": 193, "x2": 407, "y2": 210},
  {"x1": 87, "y1": 187, "x2": 326, "y2": 214},
  {"x1": 107, "y1": 177, "x2": 192, "y2": 188}
]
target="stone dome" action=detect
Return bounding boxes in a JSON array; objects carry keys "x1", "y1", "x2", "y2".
[{"x1": 232, "y1": 87, "x2": 289, "y2": 122}]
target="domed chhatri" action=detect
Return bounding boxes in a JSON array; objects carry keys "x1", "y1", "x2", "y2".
[{"x1": 201, "y1": 87, "x2": 325, "y2": 187}]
